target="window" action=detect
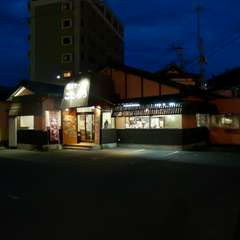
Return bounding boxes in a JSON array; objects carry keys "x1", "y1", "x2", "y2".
[
  {"x1": 102, "y1": 112, "x2": 114, "y2": 129},
  {"x1": 62, "y1": 53, "x2": 73, "y2": 63},
  {"x1": 151, "y1": 116, "x2": 164, "y2": 128},
  {"x1": 62, "y1": 1, "x2": 72, "y2": 11},
  {"x1": 62, "y1": 18, "x2": 72, "y2": 29},
  {"x1": 211, "y1": 115, "x2": 240, "y2": 129},
  {"x1": 164, "y1": 115, "x2": 182, "y2": 129},
  {"x1": 197, "y1": 114, "x2": 209, "y2": 127},
  {"x1": 126, "y1": 116, "x2": 150, "y2": 129},
  {"x1": 61, "y1": 36, "x2": 73, "y2": 46},
  {"x1": 115, "y1": 115, "x2": 182, "y2": 129},
  {"x1": 63, "y1": 71, "x2": 72, "y2": 78},
  {"x1": 19, "y1": 116, "x2": 34, "y2": 130}
]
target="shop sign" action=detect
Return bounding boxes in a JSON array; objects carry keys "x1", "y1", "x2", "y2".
[{"x1": 62, "y1": 78, "x2": 90, "y2": 108}]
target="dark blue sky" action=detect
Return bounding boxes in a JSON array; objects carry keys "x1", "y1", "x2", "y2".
[{"x1": 1, "y1": 0, "x2": 240, "y2": 86}]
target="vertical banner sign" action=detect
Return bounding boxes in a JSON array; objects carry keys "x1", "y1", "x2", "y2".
[{"x1": 49, "y1": 111, "x2": 59, "y2": 142}]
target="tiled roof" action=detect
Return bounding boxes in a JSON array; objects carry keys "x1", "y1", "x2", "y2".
[
  {"x1": 16, "y1": 80, "x2": 64, "y2": 97},
  {"x1": 155, "y1": 63, "x2": 200, "y2": 79}
]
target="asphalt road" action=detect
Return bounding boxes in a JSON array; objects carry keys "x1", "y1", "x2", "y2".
[{"x1": 0, "y1": 148, "x2": 240, "y2": 240}]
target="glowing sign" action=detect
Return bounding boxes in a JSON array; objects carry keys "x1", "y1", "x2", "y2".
[
  {"x1": 64, "y1": 79, "x2": 90, "y2": 100},
  {"x1": 123, "y1": 103, "x2": 140, "y2": 108}
]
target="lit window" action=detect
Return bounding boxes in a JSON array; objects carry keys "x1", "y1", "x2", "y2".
[
  {"x1": 151, "y1": 116, "x2": 165, "y2": 129},
  {"x1": 63, "y1": 71, "x2": 72, "y2": 78},
  {"x1": 62, "y1": 18, "x2": 72, "y2": 29},
  {"x1": 197, "y1": 114, "x2": 209, "y2": 127},
  {"x1": 19, "y1": 116, "x2": 34, "y2": 130},
  {"x1": 62, "y1": 2, "x2": 72, "y2": 11},
  {"x1": 61, "y1": 36, "x2": 73, "y2": 46},
  {"x1": 102, "y1": 112, "x2": 114, "y2": 129},
  {"x1": 62, "y1": 53, "x2": 73, "y2": 63},
  {"x1": 125, "y1": 116, "x2": 150, "y2": 129}
]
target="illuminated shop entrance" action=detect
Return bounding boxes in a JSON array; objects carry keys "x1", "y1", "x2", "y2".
[{"x1": 77, "y1": 113, "x2": 94, "y2": 143}]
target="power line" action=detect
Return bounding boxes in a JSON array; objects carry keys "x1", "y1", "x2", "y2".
[
  {"x1": 207, "y1": 32, "x2": 240, "y2": 58},
  {"x1": 188, "y1": 28, "x2": 240, "y2": 68}
]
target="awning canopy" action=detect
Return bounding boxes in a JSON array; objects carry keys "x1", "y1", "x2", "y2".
[
  {"x1": 112, "y1": 103, "x2": 183, "y2": 117},
  {"x1": 112, "y1": 101, "x2": 218, "y2": 117}
]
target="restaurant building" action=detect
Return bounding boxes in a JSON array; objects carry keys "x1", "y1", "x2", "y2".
[
  {"x1": 60, "y1": 64, "x2": 214, "y2": 149},
  {"x1": 8, "y1": 81, "x2": 63, "y2": 149},
  {"x1": 7, "y1": 64, "x2": 224, "y2": 150}
]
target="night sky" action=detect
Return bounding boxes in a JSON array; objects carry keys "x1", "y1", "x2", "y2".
[{"x1": 1, "y1": 0, "x2": 240, "y2": 86}]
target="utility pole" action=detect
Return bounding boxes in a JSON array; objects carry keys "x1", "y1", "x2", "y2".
[
  {"x1": 196, "y1": 5, "x2": 207, "y2": 89},
  {"x1": 170, "y1": 43, "x2": 185, "y2": 70}
]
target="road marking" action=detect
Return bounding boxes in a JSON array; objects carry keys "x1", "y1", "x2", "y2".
[
  {"x1": 134, "y1": 149, "x2": 145, "y2": 153},
  {"x1": 164, "y1": 151, "x2": 179, "y2": 157}
]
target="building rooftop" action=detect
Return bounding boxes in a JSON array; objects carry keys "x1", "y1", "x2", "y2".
[
  {"x1": 155, "y1": 64, "x2": 200, "y2": 80},
  {"x1": 208, "y1": 67, "x2": 240, "y2": 90},
  {"x1": 16, "y1": 80, "x2": 64, "y2": 98},
  {"x1": 100, "y1": 63, "x2": 200, "y2": 91}
]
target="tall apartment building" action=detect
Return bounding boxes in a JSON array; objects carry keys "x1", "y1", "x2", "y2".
[{"x1": 28, "y1": 0, "x2": 124, "y2": 85}]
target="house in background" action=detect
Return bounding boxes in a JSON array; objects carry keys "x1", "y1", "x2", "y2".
[
  {"x1": 207, "y1": 68, "x2": 240, "y2": 145},
  {"x1": 0, "y1": 86, "x2": 12, "y2": 146},
  {"x1": 154, "y1": 64, "x2": 200, "y2": 87}
]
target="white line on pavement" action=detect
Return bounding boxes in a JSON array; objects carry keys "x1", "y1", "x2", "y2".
[{"x1": 164, "y1": 151, "x2": 179, "y2": 157}]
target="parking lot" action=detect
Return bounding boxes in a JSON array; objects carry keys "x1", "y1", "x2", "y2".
[
  {"x1": 0, "y1": 147, "x2": 240, "y2": 167},
  {"x1": 0, "y1": 147, "x2": 240, "y2": 240}
]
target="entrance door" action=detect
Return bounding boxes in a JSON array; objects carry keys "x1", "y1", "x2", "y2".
[{"x1": 77, "y1": 113, "x2": 94, "y2": 143}]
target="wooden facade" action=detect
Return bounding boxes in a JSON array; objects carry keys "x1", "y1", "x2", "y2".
[{"x1": 100, "y1": 66, "x2": 181, "y2": 100}]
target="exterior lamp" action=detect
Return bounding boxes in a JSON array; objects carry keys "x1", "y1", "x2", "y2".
[
  {"x1": 56, "y1": 75, "x2": 61, "y2": 79},
  {"x1": 169, "y1": 102, "x2": 176, "y2": 107},
  {"x1": 154, "y1": 103, "x2": 162, "y2": 108}
]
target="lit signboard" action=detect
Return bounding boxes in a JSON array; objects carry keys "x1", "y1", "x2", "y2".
[{"x1": 62, "y1": 78, "x2": 90, "y2": 108}]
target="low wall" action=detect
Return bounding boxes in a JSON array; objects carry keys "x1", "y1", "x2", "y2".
[
  {"x1": 182, "y1": 127, "x2": 209, "y2": 145},
  {"x1": 101, "y1": 128, "x2": 209, "y2": 146},
  {"x1": 17, "y1": 130, "x2": 48, "y2": 146},
  {"x1": 101, "y1": 129, "x2": 117, "y2": 144},
  {"x1": 210, "y1": 128, "x2": 240, "y2": 145}
]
